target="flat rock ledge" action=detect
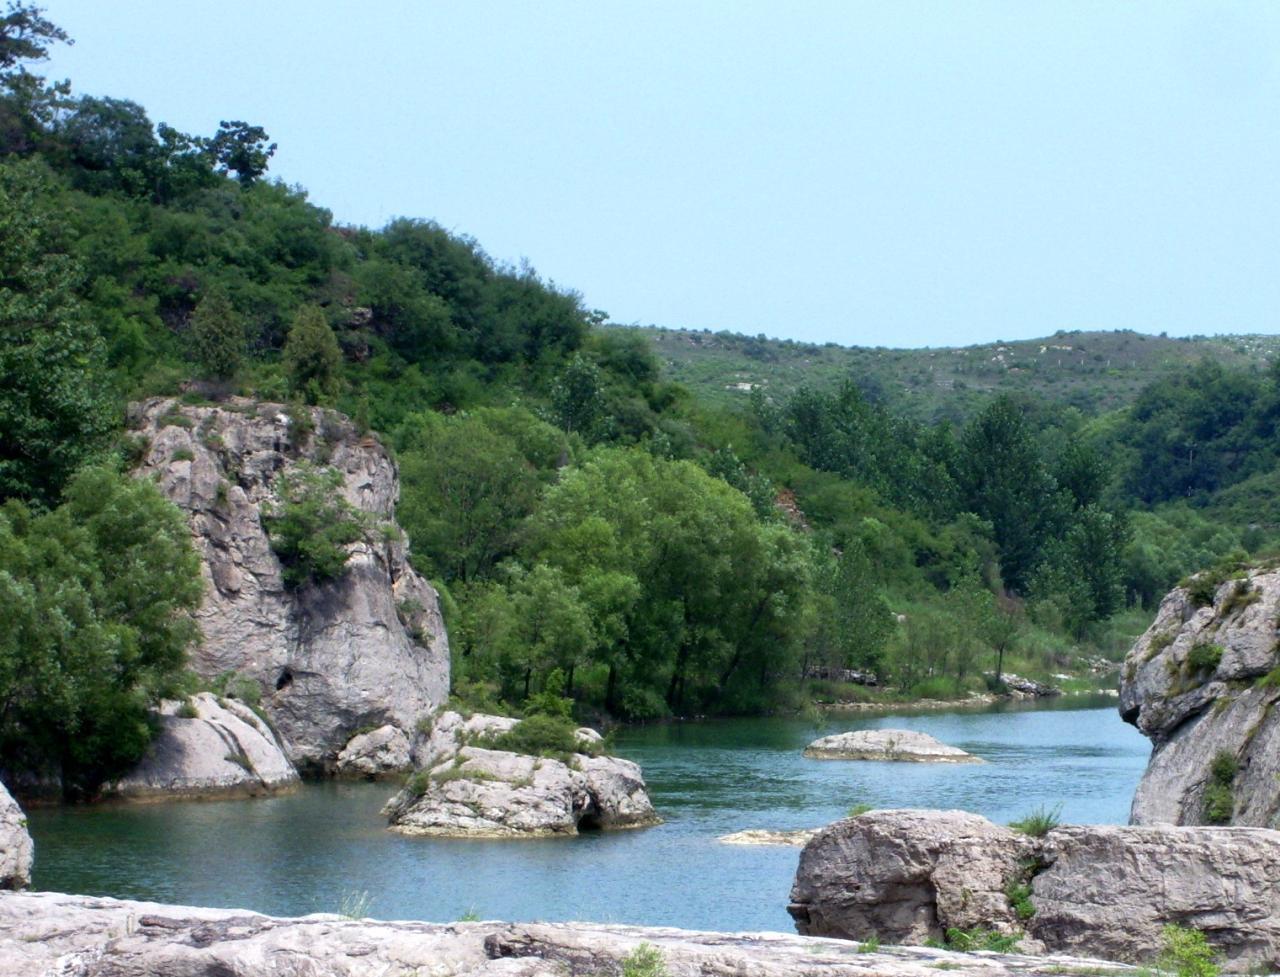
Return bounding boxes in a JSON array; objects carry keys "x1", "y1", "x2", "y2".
[
  {"x1": 804, "y1": 729, "x2": 982, "y2": 763},
  {"x1": 0, "y1": 891, "x2": 1142, "y2": 977},
  {"x1": 384, "y1": 711, "x2": 660, "y2": 838},
  {"x1": 788, "y1": 809, "x2": 1280, "y2": 973},
  {"x1": 104, "y1": 693, "x2": 299, "y2": 802},
  {"x1": 719, "y1": 829, "x2": 818, "y2": 847}
]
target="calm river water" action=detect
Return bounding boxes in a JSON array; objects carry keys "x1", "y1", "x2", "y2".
[{"x1": 28, "y1": 695, "x2": 1147, "y2": 932}]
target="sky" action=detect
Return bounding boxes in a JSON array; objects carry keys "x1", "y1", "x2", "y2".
[{"x1": 39, "y1": 1, "x2": 1280, "y2": 348}]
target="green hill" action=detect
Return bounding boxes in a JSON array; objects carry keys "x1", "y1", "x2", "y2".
[{"x1": 629, "y1": 325, "x2": 1280, "y2": 420}]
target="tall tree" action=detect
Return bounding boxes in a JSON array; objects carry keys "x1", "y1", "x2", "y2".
[
  {"x1": 282, "y1": 304, "x2": 343, "y2": 404},
  {"x1": 189, "y1": 286, "x2": 243, "y2": 383},
  {"x1": 0, "y1": 158, "x2": 114, "y2": 505}
]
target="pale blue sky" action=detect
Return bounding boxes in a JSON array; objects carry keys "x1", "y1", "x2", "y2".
[{"x1": 41, "y1": 1, "x2": 1280, "y2": 347}]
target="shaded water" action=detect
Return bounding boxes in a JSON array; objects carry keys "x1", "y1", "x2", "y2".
[{"x1": 28, "y1": 695, "x2": 1148, "y2": 932}]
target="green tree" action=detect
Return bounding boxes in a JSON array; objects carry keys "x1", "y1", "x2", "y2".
[
  {"x1": 0, "y1": 158, "x2": 115, "y2": 506},
  {"x1": 188, "y1": 286, "x2": 243, "y2": 383},
  {"x1": 263, "y1": 463, "x2": 369, "y2": 588},
  {"x1": 205, "y1": 119, "x2": 275, "y2": 184},
  {"x1": 0, "y1": 466, "x2": 202, "y2": 796},
  {"x1": 551, "y1": 352, "x2": 605, "y2": 438},
  {"x1": 0, "y1": 2, "x2": 72, "y2": 155},
  {"x1": 283, "y1": 304, "x2": 343, "y2": 404}
]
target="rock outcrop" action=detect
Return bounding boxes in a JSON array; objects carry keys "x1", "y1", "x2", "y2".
[
  {"x1": 1120, "y1": 567, "x2": 1280, "y2": 827},
  {"x1": 105, "y1": 693, "x2": 298, "y2": 801},
  {"x1": 383, "y1": 711, "x2": 659, "y2": 837},
  {"x1": 129, "y1": 397, "x2": 450, "y2": 773},
  {"x1": 789, "y1": 809, "x2": 1280, "y2": 972},
  {"x1": 804, "y1": 729, "x2": 982, "y2": 763},
  {"x1": 0, "y1": 783, "x2": 32, "y2": 890},
  {"x1": 718, "y1": 828, "x2": 818, "y2": 846},
  {"x1": 0, "y1": 891, "x2": 1142, "y2": 977},
  {"x1": 335, "y1": 725, "x2": 413, "y2": 779}
]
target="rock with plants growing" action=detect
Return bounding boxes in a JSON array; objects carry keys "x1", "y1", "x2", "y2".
[
  {"x1": 1119, "y1": 566, "x2": 1280, "y2": 827},
  {"x1": 788, "y1": 808, "x2": 1280, "y2": 972},
  {"x1": 803, "y1": 729, "x2": 983, "y2": 763},
  {"x1": 105, "y1": 693, "x2": 298, "y2": 801},
  {"x1": 129, "y1": 397, "x2": 450, "y2": 773},
  {"x1": 383, "y1": 710, "x2": 659, "y2": 837},
  {"x1": 0, "y1": 782, "x2": 33, "y2": 890}
]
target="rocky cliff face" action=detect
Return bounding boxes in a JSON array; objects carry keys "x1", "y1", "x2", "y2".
[
  {"x1": 105, "y1": 694, "x2": 298, "y2": 801},
  {"x1": 130, "y1": 397, "x2": 450, "y2": 773},
  {"x1": 1119, "y1": 567, "x2": 1280, "y2": 827},
  {"x1": 789, "y1": 809, "x2": 1280, "y2": 972},
  {"x1": 0, "y1": 783, "x2": 32, "y2": 890}
]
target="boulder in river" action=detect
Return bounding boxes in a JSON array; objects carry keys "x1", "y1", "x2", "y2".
[
  {"x1": 788, "y1": 808, "x2": 1280, "y2": 972},
  {"x1": 0, "y1": 890, "x2": 1148, "y2": 977},
  {"x1": 335, "y1": 724, "x2": 413, "y2": 779},
  {"x1": 1120, "y1": 566, "x2": 1280, "y2": 827},
  {"x1": 718, "y1": 828, "x2": 819, "y2": 846},
  {"x1": 0, "y1": 782, "x2": 32, "y2": 890},
  {"x1": 803, "y1": 729, "x2": 982, "y2": 763},
  {"x1": 105, "y1": 693, "x2": 298, "y2": 801},
  {"x1": 384, "y1": 711, "x2": 659, "y2": 837}
]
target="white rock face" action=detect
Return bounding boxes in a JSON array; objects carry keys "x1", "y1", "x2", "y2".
[
  {"x1": 130, "y1": 398, "x2": 451, "y2": 771},
  {"x1": 1120, "y1": 568, "x2": 1280, "y2": 827},
  {"x1": 336, "y1": 725, "x2": 413, "y2": 779},
  {"x1": 384, "y1": 711, "x2": 659, "y2": 837},
  {"x1": 106, "y1": 693, "x2": 298, "y2": 800},
  {"x1": 789, "y1": 809, "x2": 1280, "y2": 972},
  {"x1": 0, "y1": 782, "x2": 32, "y2": 889},
  {"x1": 0, "y1": 891, "x2": 1142, "y2": 977},
  {"x1": 804, "y1": 729, "x2": 982, "y2": 763}
]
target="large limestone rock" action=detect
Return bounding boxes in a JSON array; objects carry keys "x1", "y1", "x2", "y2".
[
  {"x1": 106, "y1": 693, "x2": 298, "y2": 801},
  {"x1": 129, "y1": 398, "x2": 450, "y2": 772},
  {"x1": 1120, "y1": 567, "x2": 1280, "y2": 827},
  {"x1": 0, "y1": 890, "x2": 1141, "y2": 977},
  {"x1": 789, "y1": 809, "x2": 1280, "y2": 972},
  {"x1": 384, "y1": 711, "x2": 659, "y2": 837},
  {"x1": 335, "y1": 724, "x2": 413, "y2": 779},
  {"x1": 804, "y1": 729, "x2": 982, "y2": 763},
  {"x1": 0, "y1": 783, "x2": 32, "y2": 890}
]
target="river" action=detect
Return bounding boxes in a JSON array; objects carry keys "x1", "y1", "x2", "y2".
[{"x1": 27, "y1": 695, "x2": 1147, "y2": 932}]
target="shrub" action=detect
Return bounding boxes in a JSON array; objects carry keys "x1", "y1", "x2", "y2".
[
  {"x1": 170, "y1": 446, "x2": 194, "y2": 462},
  {"x1": 1221, "y1": 580, "x2": 1260, "y2": 616},
  {"x1": 1157, "y1": 924, "x2": 1219, "y2": 977},
  {"x1": 1005, "y1": 881, "x2": 1036, "y2": 921},
  {"x1": 484, "y1": 714, "x2": 593, "y2": 762},
  {"x1": 1186, "y1": 643, "x2": 1223, "y2": 674},
  {"x1": 621, "y1": 944, "x2": 667, "y2": 977},
  {"x1": 944, "y1": 928, "x2": 1021, "y2": 953},
  {"x1": 175, "y1": 699, "x2": 200, "y2": 719},
  {"x1": 263, "y1": 463, "x2": 369, "y2": 588},
  {"x1": 847, "y1": 803, "x2": 874, "y2": 818},
  {"x1": 1203, "y1": 750, "x2": 1238, "y2": 825},
  {"x1": 857, "y1": 935, "x2": 881, "y2": 953},
  {"x1": 211, "y1": 670, "x2": 261, "y2": 707},
  {"x1": 1009, "y1": 803, "x2": 1062, "y2": 837}
]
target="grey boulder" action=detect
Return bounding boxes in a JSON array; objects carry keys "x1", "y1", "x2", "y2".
[{"x1": 0, "y1": 782, "x2": 32, "y2": 889}]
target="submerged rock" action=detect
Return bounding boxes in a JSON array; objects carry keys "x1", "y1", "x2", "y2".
[
  {"x1": 788, "y1": 808, "x2": 1280, "y2": 972},
  {"x1": 0, "y1": 890, "x2": 1143, "y2": 977},
  {"x1": 130, "y1": 398, "x2": 450, "y2": 772},
  {"x1": 384, "y1": 711, "x2": 659, "y2": 838},
  {"x1": 1120, "y1": 567, "x2": 1280, "y2": 827},
  {"x1": 803, "y1": 729, "x2": 982, "y2": 763},
  {"x1": 718, "y1": 828, "x2": 819, "y2": 846},
  {"x1": 0, "y1": 783, "x2": 32, "y2": 890},
  {"x1": 106, "y1": 693, "x2": 298, "y2": 801}
]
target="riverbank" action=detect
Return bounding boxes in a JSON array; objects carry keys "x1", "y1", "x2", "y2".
[{"x1": 0, "y1": 890, "x2": 1137, "y2": 977}]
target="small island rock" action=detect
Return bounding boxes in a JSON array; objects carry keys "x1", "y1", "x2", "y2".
[
  {"x1": 718, "y1": 828, "x2": 818, "y2": 846},
  {"x1": 105, "y1": 693, "x2": 298, "y2": 801},
  {"x1": 804, "y1": 729, "x2": 983, "y2": 763},
  {"x1": 384, "y1": 711, "x2": 659, "y2": 838}
]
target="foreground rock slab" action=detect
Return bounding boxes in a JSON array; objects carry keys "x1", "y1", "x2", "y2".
[
  {"x1": 0, "y1": 891, "x2": 1141, "y2": 977},
  {"x1": 1120, "y1": 567, "x2": 1280, "y2": 827},
  {"x1": 384, "y1": 711, "x2": 659, "y2": 838},
  {"x1": 789, "y1": 809, "x2": 1280, "y2": 973},
  {"x1": 0, "y1": 784, "x2": 31, "y2": 890},
  {"x1": 804, "y1": 729, "x2": 982, "y2": 763},
  {"x1": 106, "y1": 693, "x2": 298, "y2": 801}
]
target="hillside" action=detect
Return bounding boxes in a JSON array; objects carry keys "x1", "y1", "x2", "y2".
[{"x1": 630, "y1": 326, "x2": 1280, "y2": 420}]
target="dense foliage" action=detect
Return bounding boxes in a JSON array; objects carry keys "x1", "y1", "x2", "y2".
[{"x1": 4, "y1": 4, "x2": 1280, "y2": 767}]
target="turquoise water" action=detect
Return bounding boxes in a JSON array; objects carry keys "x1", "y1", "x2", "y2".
[{"x1": 27, "y1": 696, "x2": 1148, "y2": 932}]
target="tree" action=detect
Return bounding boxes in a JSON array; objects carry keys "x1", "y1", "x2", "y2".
[
  {"x1": 0, "y1": 466, "x2": 202, "y2": 796},
  {"x1": 206, "y1": 119, "x2": 275, "y2": 185},
  {"x1": 551, "y1": 352, "x2": 605, "y2": 438},
  {"x1": 189, "y1": 286, "x2": 243, "y2": 383},
  {"x1": 0, "y1": 158, "x2": 115, "y2": 506},
  {"x1": 263, "y1": 463, "x2": 369, "y2": 589},
  {"x1": 282, "y1": 304, "x2": 343, "y2": 404},
  {"x1": 0, "y1": 3, "x2": 72, "y2": 155}
]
